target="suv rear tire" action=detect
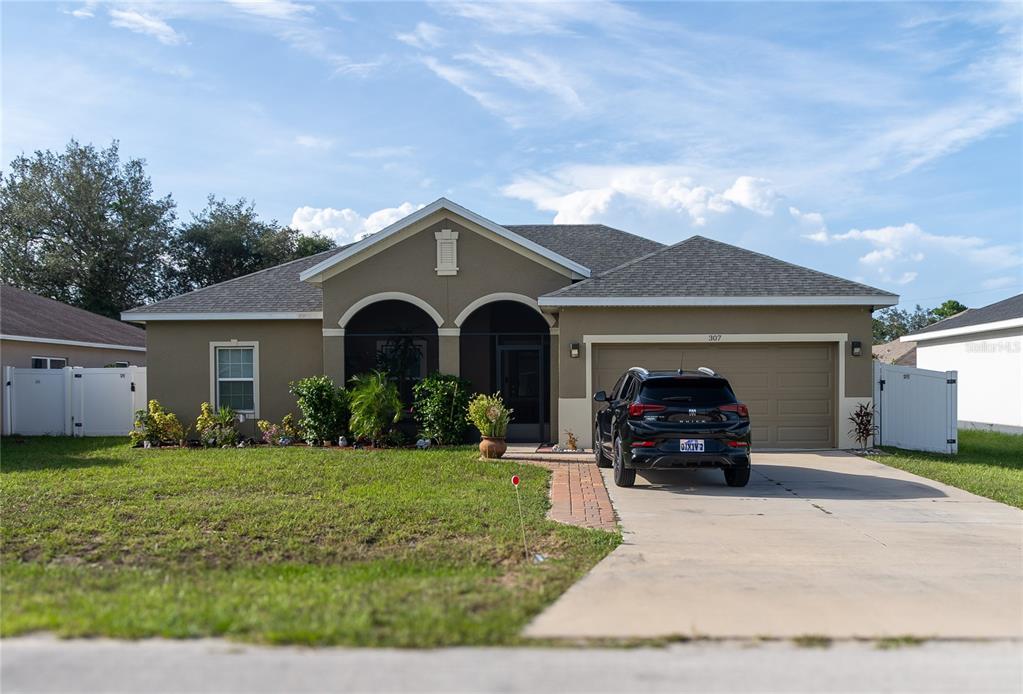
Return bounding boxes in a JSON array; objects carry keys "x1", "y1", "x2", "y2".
[
  {"x1": 594, "y1": 426, "x2": 612, "y2": 468},
  {"x1": 612, "y1": 438, "x2": 636, "y2": 487},
  {"x1": 724, "y1": 465, "x2": 751, "y2": 487}
]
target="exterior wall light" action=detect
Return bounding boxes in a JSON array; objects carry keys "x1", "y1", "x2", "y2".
[
  {"x1": 851, "y1": 340, "x2": 862, "y2": 357},
  {"x1": 570, "y1": 342, "x2": 580, "y2": 358}
]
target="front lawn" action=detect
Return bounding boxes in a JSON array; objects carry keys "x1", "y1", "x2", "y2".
[
  {"x1": 867, "y1": 429, "x2": 1023, "y2": 509},
  {"x1": 1, "y1": 438, "x2": 618, "y2": 646}
]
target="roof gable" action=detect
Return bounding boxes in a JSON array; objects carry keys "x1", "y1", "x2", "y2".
[
  {"x1": 1, "y1": 285, "x2": 146, "y2": 347},
  {"x1": 299, "y1": 198, "x2": 590, "y2": 284},
  {"x1": 539, "y1": 235, "x2": 898, "y2": 307}
]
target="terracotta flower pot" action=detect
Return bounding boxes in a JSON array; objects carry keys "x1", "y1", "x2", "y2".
[{"x1": 479, "y1": 436, "x2": 507, "y2": 459}]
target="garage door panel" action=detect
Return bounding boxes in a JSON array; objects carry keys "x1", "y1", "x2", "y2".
[
  {"x1": 592, "y1": 342, "x2": 836, "y2": 449},
  {"x1": 777, "y1": 399, "x2": 832, "y2": 416}
]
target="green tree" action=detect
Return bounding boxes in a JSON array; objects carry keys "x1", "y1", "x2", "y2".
[
  {"x1": 168, "y1": 196, "x2": 333, "y2": 293},
  {"x1": 872, "y1": 299, "x2": 966, "y2": 343},
  {"x1": 0, "y1": 139, "x2": 176, "y2": 317},
  {"x1": 931, "y1": 299, "x2": 968, "y2": 320}
]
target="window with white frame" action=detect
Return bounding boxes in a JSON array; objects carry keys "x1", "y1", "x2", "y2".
[
  {"x1": 31, "y1": 356, "x2": 67, "y2": 369},
  {"x1": 435, "y1": 228, "x2": 458, "y2": 275},
  {"x1": 212, "y1": 344, "x2": 257, "y2": 414}
]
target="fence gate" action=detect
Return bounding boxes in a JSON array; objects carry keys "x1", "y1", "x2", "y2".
[
  {"x1": 873, "y1": 362, "x2": 958, "y2": 454},
  {"x1": 4, "y1": 366, "x2": 147, "y2": 437}
]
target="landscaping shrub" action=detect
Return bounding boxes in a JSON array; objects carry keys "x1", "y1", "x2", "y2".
[
  {"x1": 412, "y1": 373, "x2": 471, "y2": 444},
  {"x1": 348, "y1": 370, "x2": 402, "y2": 445},
  {"x1": 129, "y1": 400, "x2": 186, "y2": 447},
  {"x1": 289, "y1": 376, "x2": 347, "y2": 444},
  {"x1": 848, "y1": 402, "x2": 877, "y2": 450},
  {"x1": 257, "y1": 414, "x2": 299, "y2": 446},
  {"x1": 467, "y1": 393, "x2": 512, "y2": 439},
  {"x1": 195, "y1": 402, "x2": 239, "y2": 448}
]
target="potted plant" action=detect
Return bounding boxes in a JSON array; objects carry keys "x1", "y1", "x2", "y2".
[{"x1": 467, "y1": 393, "x2": 513, "y2": 459}]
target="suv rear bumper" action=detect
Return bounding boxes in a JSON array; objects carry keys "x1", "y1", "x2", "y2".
[{"x1": 628, "y1": 450, "x2": 750, "y2": 470}]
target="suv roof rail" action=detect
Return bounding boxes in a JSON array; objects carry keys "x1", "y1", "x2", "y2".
[
  {"x1": 628, "y1": 366, "x2": 649, "y2": 375},
  {"x1": 696, "y1": 366, "x2": 717, "y2": 376}
]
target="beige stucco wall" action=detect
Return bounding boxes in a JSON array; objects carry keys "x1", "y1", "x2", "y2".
[
  {"x1": 145, "y1": 320, "x2": 322, "y2": 436},
  {"x1": 1, "y1": 339, "x2": 146, "y2": 369},
  {"x1": 321, "y1": 213, "x2": 571, "y2": 329}
]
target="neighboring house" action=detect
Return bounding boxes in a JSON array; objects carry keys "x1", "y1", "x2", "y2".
[
  {"x1": 904, "y1": 293, "x2": 1023, "y2": 434},
  {"x1": 123, "y1": 198, "x2": 897, "y2": 448},
  {"x1": 1, "y1": 285, "x2": 146, "y2": 369},
  {"x1": 873, "y1": 339, "x2": 916, "y2": 366}
]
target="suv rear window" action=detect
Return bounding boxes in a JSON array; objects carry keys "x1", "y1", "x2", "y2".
[{"x1": 639, "y1": 377, "x2": 736, "y2": 406}]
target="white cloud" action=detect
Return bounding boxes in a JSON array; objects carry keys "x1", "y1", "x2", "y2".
[
  {"x1": 294, "y1": 134, "x2": 333, "y2": 150},
  {"x1": 225, "y1": 0, "x2": 314, "y2": 21},
  {"x1": 721, "y1": 176, "x2": 777, "y2": 216},
  {"x1": 290, "y1": 202, "x2": 424, "y2": 243},
  {"x1": 351, "y1": 145, "x2": 416, "y2": 159},
  {"x1": 67, "y1": 2, "x2": 97, "y2": 19},
  {"x1": 460, "y1": 47, "x2": 584, "y2": 112},
  {"x1": 396, "y1": 22, "x2": 443, "y2": 49},
  {"x1": 434, "y1": 1, "x2": 645, "y2": 35},
  {"x1": 108, "y1": 8, "x2": 185, "y2": 45},
  {"x1": 790, "y1": 206, "x2": 829, "y2": 242},
  {"x1": 503, "y1": 166, "x2": 779, "y2": 225}
]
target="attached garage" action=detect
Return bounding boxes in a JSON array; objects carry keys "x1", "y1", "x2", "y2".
[{"x1": 591, "y1": 342, "x2": 837, "y2": 449}]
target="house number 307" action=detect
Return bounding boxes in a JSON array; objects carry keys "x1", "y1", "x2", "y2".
[{"x1": 708, "y1": 334, "x2": 723, "y2": 342}]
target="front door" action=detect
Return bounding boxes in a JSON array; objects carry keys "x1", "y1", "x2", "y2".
[{"x1": 498, "y1": 345, "x2": 544, "y2": 442}]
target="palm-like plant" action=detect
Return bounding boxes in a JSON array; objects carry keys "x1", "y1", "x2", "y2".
[{"x1": 348, "y1": 370, "x2": 403, "y2": 445}]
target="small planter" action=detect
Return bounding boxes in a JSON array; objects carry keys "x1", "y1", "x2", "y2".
[{"x1": 479, "y1": 436, "x2": 507, "y2": 459}]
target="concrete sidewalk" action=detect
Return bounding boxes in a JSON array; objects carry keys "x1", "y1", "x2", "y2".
[
  {"x1": 526, "y1": 451, "x2": 1023, "y2": 639},
  {"x1": 3, "y1": 636, "x2": 1021, "y2": 694}
]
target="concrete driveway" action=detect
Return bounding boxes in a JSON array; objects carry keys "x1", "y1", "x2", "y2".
[{"x1": 527, "y1": 451, "x2": 1023, "y2": 639}]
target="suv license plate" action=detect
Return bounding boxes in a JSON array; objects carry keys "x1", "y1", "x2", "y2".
[{"x1": 680, "y1": 439, "x2": 705, "y2": 453}]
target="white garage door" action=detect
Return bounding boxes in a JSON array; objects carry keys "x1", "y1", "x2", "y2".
[{"x1": 592, "y1": 343, "x2": 837, "y2": 449}]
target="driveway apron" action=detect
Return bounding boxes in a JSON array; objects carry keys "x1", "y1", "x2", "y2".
[{"x1": 526, "y1": 451, "x2": 1023, "y2": 639}]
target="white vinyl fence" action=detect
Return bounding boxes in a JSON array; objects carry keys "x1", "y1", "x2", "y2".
[
  {"x1": 3, "y1": 366, "x2": 147, "y2": 437},
  {"x1": 873, "y1": 361, "x2": 958, "y2": 454}
]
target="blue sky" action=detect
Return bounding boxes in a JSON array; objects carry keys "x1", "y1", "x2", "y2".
[{"x1": 3, "y1": 1, "x2": 1021, "y2": 309}]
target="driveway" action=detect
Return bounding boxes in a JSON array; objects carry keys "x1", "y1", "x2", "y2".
[{"x1": 526, "y1": 451, "x2": 1023, "y2": 639}]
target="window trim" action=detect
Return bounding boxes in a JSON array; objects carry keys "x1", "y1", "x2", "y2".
[
  {"x1": 31, "y1": 356, "x2": 67, "y2": 369},
  {"x1": 209, "y1": 341, "x2": 259, "y2": 418}
]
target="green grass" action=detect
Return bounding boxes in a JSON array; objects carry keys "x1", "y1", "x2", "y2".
[
  {"x1": 868, "y1": 429, "x2": 1023, "y2": 509},
  {"x1": 0, "y1": 438, "x2": 619, "y2": 646}
]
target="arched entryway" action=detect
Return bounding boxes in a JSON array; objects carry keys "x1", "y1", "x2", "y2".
[
  {"x1": 458, "y1": 300, "x2": 551, "y2": 442},
  {"x1": 344, "y1": 299, "x2": 439, "y2": 405}
]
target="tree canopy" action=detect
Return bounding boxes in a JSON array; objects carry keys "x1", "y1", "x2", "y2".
[
  {"x1": 0, "y1": 140, "x2": 176, "y2": 318},
  {"x1": 872, "y1": 300, "x2": 969, "y2": 343},
  {"x1": 0, "y1": 139, "x2": 334, "y2": 318}
]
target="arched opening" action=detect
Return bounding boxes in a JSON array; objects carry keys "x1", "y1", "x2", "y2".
[
  {"x1": 344, "y1": 299, "x2": 439, "y2": 406},
  {"x1": 459, "y1": 300, "x2": 551, "y2": 442}
]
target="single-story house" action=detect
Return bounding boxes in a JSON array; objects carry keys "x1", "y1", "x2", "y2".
[
  {"x1": 1, "y1": 285, "x2": 146, "y2": 369},
  {"x1": 123, "y1": 198, "x2": 898, "y2": 449},
  {"x1": 904, "y1": 293, "x2": 1022, "y2": 434},
  {"x1": 873, "y1": 338, "x2": 916, "y2": 366}
]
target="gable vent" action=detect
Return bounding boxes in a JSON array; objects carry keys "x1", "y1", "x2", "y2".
[{"x1": 435, "y1": 229, "x2": 459, "y2": 276}]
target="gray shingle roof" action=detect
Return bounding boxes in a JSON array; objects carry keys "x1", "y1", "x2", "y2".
[
  {"x1": 540, "y1": 236, "x2": 897, "y2": 301},
  {"x1": 1, "y1": 285, "x2": 146, "y2": 347},
  {"x1": 125, "y1": 248, "x2": 340, "y2": 315},
  {"x1": 504, "y1": 224, "x2": 664, "y2": 275},
  {"x1": 908, "y1": 293, "x2": 1023, "y2": 336}
]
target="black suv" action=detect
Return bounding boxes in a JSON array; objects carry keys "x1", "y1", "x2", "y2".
[{"x1": 593, "y1": 367, "x2": 752, "y2": 488}]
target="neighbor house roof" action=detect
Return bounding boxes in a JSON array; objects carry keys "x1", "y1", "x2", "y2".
[
  {"x1": 1, "y1": 285, "x2": 146, "y2": 350},
  {"x1": 538, "y1": 236, "x2": 899, "y2": 307},
  {"x1": 903, "y1": 293, "x2": 1023, "y2": 342},
  {"x1": 872, "y1": 339, "x2": 916, "y2": 366}
]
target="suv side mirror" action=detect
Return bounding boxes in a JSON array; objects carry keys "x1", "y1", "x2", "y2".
[{"x1": 593, "y1": 390, "x2": 608, "y2": 403}]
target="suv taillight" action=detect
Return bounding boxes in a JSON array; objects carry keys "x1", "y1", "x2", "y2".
[
  {"x1": 628, "y1": 402, "x2": 666, "y2": 418},
  {"x1": 720, "y1": 403, "x2": 749, "y2": 418}
]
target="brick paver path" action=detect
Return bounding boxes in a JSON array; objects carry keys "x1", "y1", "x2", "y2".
[{"x1": 536, "y1": 461, "x2": 617, "y2": 531}]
